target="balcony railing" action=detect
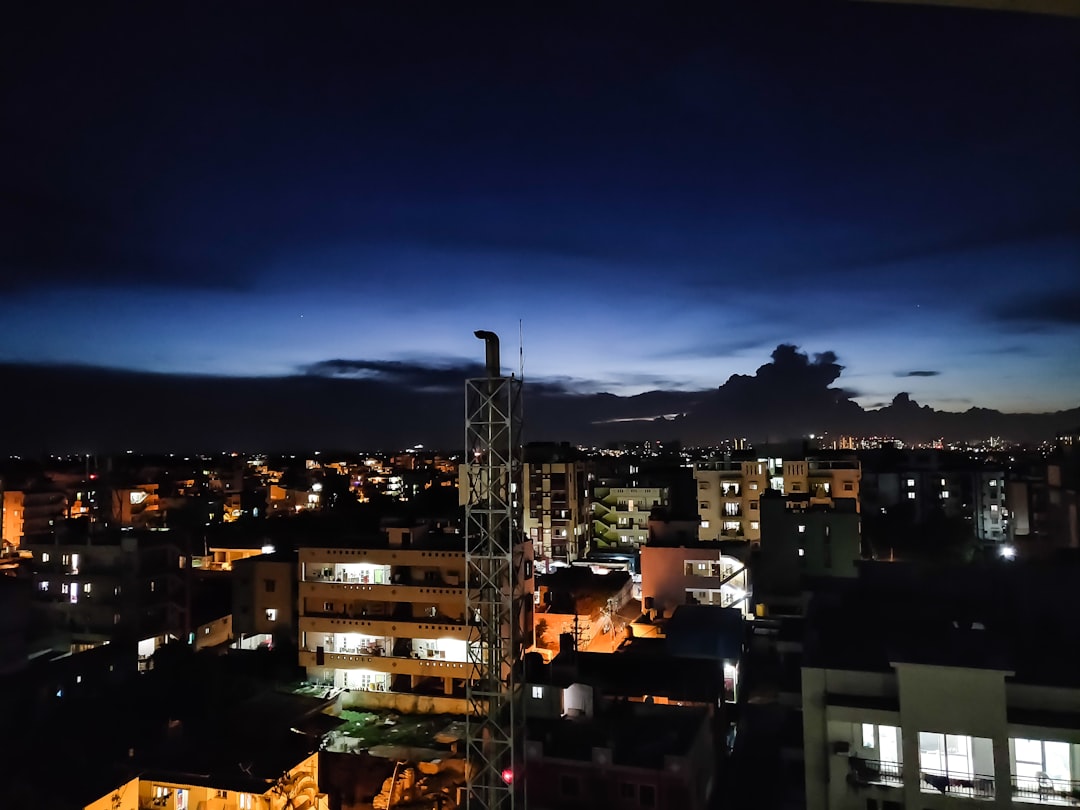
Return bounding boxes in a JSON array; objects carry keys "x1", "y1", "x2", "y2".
[
  {"x1": 920, "y1": 768, "x2": 995, "y2": 799},
  {"x1": 848, "y1": 757, "x2": 903, "y2": 787},
  {"x1": 1012, "y1": 774, "x2": 1080, "y2": 805}
]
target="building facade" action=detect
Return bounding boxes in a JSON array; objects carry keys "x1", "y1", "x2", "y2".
[{"x1": 523, "y1": 444, "x2": 590, "y2": 566}]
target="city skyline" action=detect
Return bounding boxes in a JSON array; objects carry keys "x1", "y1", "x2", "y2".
[{"x1": 2, "y1": 2, "x2": 1079, "y2": 439}]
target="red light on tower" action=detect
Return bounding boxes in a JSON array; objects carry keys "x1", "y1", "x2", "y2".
[{"x1": 501, "y1": 768, "x2": 514, "y2": 785}]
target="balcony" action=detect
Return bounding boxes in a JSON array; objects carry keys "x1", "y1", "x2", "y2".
[
  {"x1": 299, "y1": 648, "x2": 471, "y2": 677},
  {"x1": 1013, "y1": 775, "x2": 1080, "y2": 805},
  {"x1": 921, "y1": 768, "x2": 995, "y2": 799},
  {"x1": 848, "y1": 757, "x2": 903, "y2": 788},
  {"x1": 299, "y1": 614, "x2": 474, "y2": 641},
  {"x1": 300, "y1": 579, "x2": 466, "y2": 603}
]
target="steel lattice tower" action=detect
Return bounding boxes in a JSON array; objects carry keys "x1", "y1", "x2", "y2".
[{"x1": 464, "y1": 330, "x2": 530, "y2": 810}]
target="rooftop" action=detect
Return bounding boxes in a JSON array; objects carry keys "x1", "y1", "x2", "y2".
[{"x1": 526, "y1": 702, "x2": 708, "y2": 769}]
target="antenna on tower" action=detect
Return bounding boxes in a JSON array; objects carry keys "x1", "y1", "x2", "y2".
[{"x1": 518, "y1": 319, "x2": 524, "y2": 381}]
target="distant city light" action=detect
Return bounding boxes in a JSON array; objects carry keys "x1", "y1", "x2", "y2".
[{"x1": 1000, "y1": 545, "x2": 1016, "y2": 560}]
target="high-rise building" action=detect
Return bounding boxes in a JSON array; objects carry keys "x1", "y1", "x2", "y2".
[{"x1": 522, "y1": 443, "x2": 589, "y2": 566}]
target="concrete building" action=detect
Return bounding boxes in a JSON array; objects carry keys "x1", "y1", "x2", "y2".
[
  {"x1": 523, "y1": 698, "x2": 715, "y2": 810},
  {"x1": 24, "y1": 527, "x2": 186, "y2": 666},
  {"x1": 756, "y1": 489, "x2": 862, "y2": 617},
  {"x1": 523, "y1": 443, "x2": 590, "y2": 566},
  {"x1": 694, "y1": 456, "x2": 860, "y2": 544},
  {"x1": 84, "y1": 752, "x2": 326, "y2": 810},
  {"x1": 803, "y1": 563, "x2": 1080, "y2": 810},
  {"x1": 860, "y1": 450, "x2": 1007, "y2": 544},
  {"x1": 640, "y1": 541, "x2": 751, "y2": 619},
  {"x1": 298, "y1": 523, "x2": 533, "y2": 712},
  {"x1": 1, "y1": 488, "x2": 67, "y2": 549},
  {"x1": 233, "y1": 550, "x2": 297, "y2": 649}
]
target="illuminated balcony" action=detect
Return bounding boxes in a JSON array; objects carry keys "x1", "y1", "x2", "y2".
[
  {"x1": 300, "y1": 579, "x2": 467, "y2": 604},
  {"x1": 298, "y1": 649, "x2": 471, "y2": 678},
  {"x1": 298, "y1": 614, "x2": 474, "y2": 641}
]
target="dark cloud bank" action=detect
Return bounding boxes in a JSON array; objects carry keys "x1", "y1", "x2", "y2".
[{"x1": 1, "y1": 345, "x2": 1077, "y2": 454}]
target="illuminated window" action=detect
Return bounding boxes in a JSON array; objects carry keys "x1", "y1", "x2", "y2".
[
  {"x1": 238, "y1": 795, "x2": 253, "y2": 810},
  {"x1": 907, "y1": 479, "x2": 916, "y2": 487},
  {"x1": 797, "y1": 525, "x2": 806, "y2": 534},
  {"x1": 39, "y1": 581, "x2": 49, "y2": 591},
  {"x1": 41, "y1": 552, "x2": 50, "y2": 563},
  {"x1": 798, "y1": 548, "x2": 805, "y2": 557},
  {"x1": 84, "y1": 582, "x2": 92, "y2": 594},
  {"x1": 701, "y1": 520, "x2": 710, "y2": 529},
  {"x1": 266, "y1": 609, "x2": 278, "y2": 622},
  {"x1": 750, "y1": 521, "x2": 759, "y2": 530},
  {"x1": 907, "y1": 492, "x2": 916, "y2": 500},
  {"x1": 531, "y1": 685, "x2": 544, "y2": 699}
]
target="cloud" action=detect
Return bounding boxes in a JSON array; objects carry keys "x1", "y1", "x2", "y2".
[
  {"x1": 0, "y1": 187, "x2": 253, "y2": 294},
  {"x1": 894, "y1": 370, "x2": 941, "y2": 377},
  {"x1": 0, "y1": 343, "x2": 1077, "y2": 454},
  {"x1": 992, "y1": 289, "x2": 1080, "y2": 328}
]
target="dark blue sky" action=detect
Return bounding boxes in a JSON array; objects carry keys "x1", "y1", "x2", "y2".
[{"x1": 3, "y1": 2, "x2": 1079, "y2": 416}]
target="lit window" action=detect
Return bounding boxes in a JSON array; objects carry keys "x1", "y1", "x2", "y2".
[
  {"x1": 990, "y1": 504, "x2": 999, "y2": 512},
  {"x1": 39, "y1": 581, "x2": 50, "y2": 592},
  {"x1": 701, "y1": 520, "x2": 710, "y2": 529},
  {"x1": 941, "y1": 491, "x2": 950, "y2": 499},
  {"x1": 907, "y1": 479, "x2": 916, "y2": 487},
  {"x1": 750, "y1": 522, "x2": 759, "y2": 530},
  {"x1": 798, "y1": 548, "x2": 805, "y2": 557},
  {"x1": 797, "y1": 525, "x2": 806, "y2": 534},
  {"x1": 84, "y1": 582, "x2": 91, "y2": 594},
  {"x1": 76, "y1": 675, "x2": 82, "y2": 684},
  {"x1": 239, "y1": 794, "x2": 252, "y2": 810},
  {"x1": 907, "y1": 492, "x2": 916, "y2": 500},
  {"x1": 531, "y1": 685, "x2": 544, "y2": 699},
  {"x1": 266, "y1": 609, "x2": 278, "y2": 622},
  {"x1": 41, "y1": 552, "x2": 50, "y2": 563}
]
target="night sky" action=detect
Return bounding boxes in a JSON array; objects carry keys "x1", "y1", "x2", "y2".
[{"x1": 2, "y1": 3, "x2": 1079, "y2": 450}]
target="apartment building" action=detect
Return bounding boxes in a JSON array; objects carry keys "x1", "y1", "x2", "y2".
[
  {"x1": 523, "y1": 443, "x2": 589, "y2": 566},
  {"x1": 24, "y1": 527, "x2": 186, "y2": 664},
  {"x1": 233, "y1": 550, "x2": 297, "y2": 649},
  {"x1": 85, "y1": 752, "x2": 325, "y2": 810},
  {"x1": 860, "y1": 450, "x2": 1007, "y2": 544},
  {"x1": 298, "y1": 524, "x2": 533, "y2": 711},
  {"x1": 1, "y1": 488, "x2": 67, "y2": 549},
  {"x1": 592, "y1": 485, "x2": 667, "y2": 550},
  {"x1": 694, "y1": 456, "x2": 860, "y2": 544},
  {"x1": 640, "y1": 541, "x2": 751, "y2": 618},
  {"x1": 803, "y1": 563, "x2": 1080, "y2": 810}
]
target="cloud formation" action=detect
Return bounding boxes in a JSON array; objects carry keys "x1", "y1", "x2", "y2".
[
  {"x1": 0, "y1": 344, "x2": 1076, "y2": 454},
  {"x1": 895, "y1": 370, "x2": 941, "y2": 378}
]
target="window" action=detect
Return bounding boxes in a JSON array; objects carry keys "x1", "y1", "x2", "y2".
[
  {"x1": 750, "y1": 501, "x2": 758, "y2": 511},
  {"x1": 41, "y1": 552, "x2": 50, "y2": 562},
  {"x1": 560, "y1": 775, "x2": 579, "y2": 797},
  {"x1": 907, "y1": 479, "x2": 916, "y2": 487},
  {"x1": 639, "y1": 784, "x2": 656, "y2": 807},
  {"x1": 266, "y1": 609, "x2": 278, "y2": 622},
  {"x1": 324, "y1": 601, "x2": 334, "y2": 611},
  {"x1": 264, "y1": 579, "x2": 276, "y2": 593},
  {"x1": 798, "y1": 525, "x2": 806, "y2": 534},
  {"x1": 531, "y1": 685, "x2": 544, "y2": 699},
  {"x1": 701, "y1": 520, "x2": 710, "y2": 529},
  {"x1": 798, "y1": 548, "x2": 805, "y2": 557},
  {"x1": 750, "y1": 522, "x2": 759, "y2": 530},
  {"x1": 698, "y1": 481, "x2": 710, "y2": 490},
  {"x1": 238, "y1": 795, "x2": 253, "y2": 810},
  {"x1": 1013, "y1": 738, "x2": 1070, "y2": 793},
  {"x1": 907, "y1": 492, "x2": 916, "y2": 500},
  {"x1": 699, "y1": 501, "x2": 710, "y2": 510},
  {"x1": 844, "y1": 482, "x2": 854, "y2": 492},
  {"x1": 749, "y1": 482, "x2": 759, "y2": 490},
  {"x1": 84, "y1": 582, "x2": 92, "y2": 594},
  {"x1": 204, "y1": 626, "x2": 211, "y2": 635},
  {"x1": 941, "y1": 491, "x2": 950, "y2": 499},
  {"x1": 861, "y1": 723, "x2": 902, "y2": 763},
  {"x1": 918, "y1": 732, "x2": 992, "y2": 790},
  {"x1": 39, "y1": 581, "x2": 49, "y2": 591}
]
